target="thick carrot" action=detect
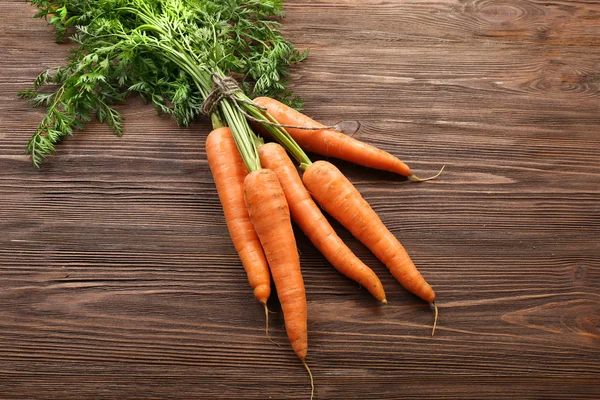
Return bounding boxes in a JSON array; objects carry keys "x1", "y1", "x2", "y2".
[
  {"x1": 205, "y1": 127, "x2": 271, "y2": 304},
  {"x1": 258, "y1": 142, "x2": 387, "y2": 304},
  {"x1": 253, "y1": 96, "x2": 442, "y2": 182},
  {"x1": 244, "y1": 168, "x2": 313, "y2": 391},
  {"x1": 303, "y1": 160, "x2": 437, "y2": 333}
]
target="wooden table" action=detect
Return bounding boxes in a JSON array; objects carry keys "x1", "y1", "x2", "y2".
[{"x1": 1, "y1": 1, "x2": 598, "y2": 399}]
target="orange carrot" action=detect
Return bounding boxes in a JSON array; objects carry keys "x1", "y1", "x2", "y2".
[
  {"x1": 303, "y1": 160, "x2": 438, "y2": 334},
  {"x1": 206, "y1": 127, "x2": 271, "y2": 312},
  {"x1": 243, "y1": 168, "x2": 314, "y2": 394},
  {"x1": 259, "y1": 142, "x2": 387, "y2": 304},
  {"x1": 253, "y1": 96, "x2": 442, "y2": 182}
]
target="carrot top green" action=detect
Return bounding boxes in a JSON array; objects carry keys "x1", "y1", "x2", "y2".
[{"x1": 20, "y1": 0, "x2": 308, "y2": 168}]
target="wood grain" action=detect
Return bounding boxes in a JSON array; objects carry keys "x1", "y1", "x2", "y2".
[{"x1": 1, "y1": 0, "x2": 599, "y2": 399}]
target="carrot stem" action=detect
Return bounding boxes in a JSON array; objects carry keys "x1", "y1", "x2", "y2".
[
  {"x1": 237, "y1": 94, "x2": 313, "y2": 169},
  {"x1": 408, "y1": 166, "x2": 445, "y2": 182},
  {"x1": 210, "y1": 113, "x2": 226, "y2": 130},
  {"x1": 432, "y1": 302, "x2": 438, "y2": 336},
  {"x1": 302, "y1": 359, "x2": 314, "y2": 400},
  {"x1": 220, "y1": 98, "x2": 261, "y2": 172}
]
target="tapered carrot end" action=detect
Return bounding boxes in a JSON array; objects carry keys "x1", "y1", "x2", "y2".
[
  {"x1": 408, "y1": 165, "x2": 445, "y2": 182},
  {"x1": 302, "y1": 359, "x2": 314, "y2": 400},
  {"x1": 381, "y1": 298, "x2": 388, "y2": 305},
  {"x1": 264, "y1": 303, "x2": 281, "y2": 347},
  {"x1": 431, "y1": 302, "x2": 439, "y2": 336}
]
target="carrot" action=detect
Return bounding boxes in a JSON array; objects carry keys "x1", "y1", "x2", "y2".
[
  {"x1": 205, "y1": 127, "x2": 272, "y2": 329},
  {"x1": 243, "y1": 168, "x2": 314, "y2": 397},
  {"x1": 303, "y1": 160, "x2": 438, "y2": 334},
  {"x1": 259, "y1": 142, "x2": 387, "y2": 304},
  {"x1": 253, "y1": 96, "x2": 443, "y2": 182}
]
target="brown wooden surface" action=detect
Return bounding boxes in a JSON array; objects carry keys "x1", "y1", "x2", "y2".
[{"x1": 1, "y1": 0, "x2": 599, "y2": 399}]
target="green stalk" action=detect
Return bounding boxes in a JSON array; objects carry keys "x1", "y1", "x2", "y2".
[
  {"x1": 23, "y1": 0, "x2": 309, "y2": 167},
  {"x1": 237, "y1": 93, "x2": 312, "y2": 170},
  {"x1": 125, "y1": 15, "x2": 293, "y2": 173},
  {"x1": 134, "y1": 24, "x2": 260, "y2": 171},
  {"x1": 219, "y1": 98, "x2": 261, "y2": 172},
  {"x1": 211, "y1": 113, "x2": 226, "y2": 130}
]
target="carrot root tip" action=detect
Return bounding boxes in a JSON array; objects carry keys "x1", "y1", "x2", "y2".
[
  {"x1": 302, "y1": 359, "x2": 314, "y2": 400},
  {"x1": 264, "y1": 304, "x2": 281, "y2": 347},
  {"x1": 431, "y1": 302, "x2": 438, "y2": 336},
  {"x1": 408, "y1": 165, "x2": 445, "y2": 182},
  {"x1": 381, "y1": 298, "x2": 388, "y2": 305}
]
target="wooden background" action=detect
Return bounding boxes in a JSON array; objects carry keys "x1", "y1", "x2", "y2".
[{"x1": 1, "y1": 0, "x2": 599, "y2": 399}]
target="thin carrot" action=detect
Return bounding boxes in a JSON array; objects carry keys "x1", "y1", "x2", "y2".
[
  {"x1": 244, "y1": 168, "x2": 314, "y2": 397},
  {"x1": 303, "y1": 160, "x2": 437, "y2": 333},
  {"x1": 253, "y1": 96, "x2": 443, "y2": 182},
  {"x1": 259, "y1": 142, "x2": 387, "y2": 304},
  {"x1": 205, "y1": 127, "x2": 272, "y2": 331}
]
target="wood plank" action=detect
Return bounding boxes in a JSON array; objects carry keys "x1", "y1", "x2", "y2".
[{"x1": 0, "y1": 0, "x2": 599, "y2": 399}]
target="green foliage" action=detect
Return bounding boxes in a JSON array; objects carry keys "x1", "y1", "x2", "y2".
[{"x1": 21, "y1": 0, "x2": 307, "y2": 167}]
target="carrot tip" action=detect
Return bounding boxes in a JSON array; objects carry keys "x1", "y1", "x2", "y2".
[
  {"x1": 381, "y1": 298, "x2": 388, "y2": 305},
  {"x1": 408, "y1": 165, "x2": 445, "y2": 182},
  {"x1": 431, "y1": 302, "x2": 439, "y2": 336},
  {"x1": 264, "y1": 304, "x2": 281, "y2": 347},
  {"x1": 302, "y1": 359, "x2": 314, "y2": 400}
]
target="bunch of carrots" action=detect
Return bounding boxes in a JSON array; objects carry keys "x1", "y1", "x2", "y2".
[
  {"x1": 207, "y1": 96, "x2": 443, "y2": 399},
  {"x1": 21, "y1": 1, "x2": 443, "y2": 398}
]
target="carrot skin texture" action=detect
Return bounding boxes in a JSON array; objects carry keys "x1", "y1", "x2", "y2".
[
  {"x1": 206, "y1": 128, "x2": 271, "y2": 304},
  {"x1": 253, "y1": 96, "x2": 411, "y2": 176},
  {"x1": 303, "y1": 161, "x2": 435, "y2": 303},
  {"x1": 244, "y1": 169, "x2": 308, "y2": 360},
  {"x1": 259, "y1": 143, "x2": 387, "y2": 303}
]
